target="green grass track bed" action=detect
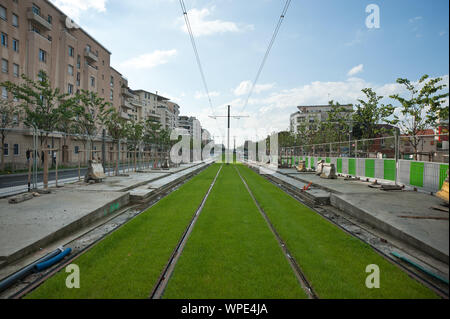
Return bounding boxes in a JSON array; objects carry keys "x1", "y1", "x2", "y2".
[
  {"x1": 26, "y1": 164, "x2": 221, "y2": 299},
  {"x1": 238, "y1": 165, "x2": 438, "y2": 299},
  {"x1": 163, "y1": 165, "x2": 307, "y2": 299}
]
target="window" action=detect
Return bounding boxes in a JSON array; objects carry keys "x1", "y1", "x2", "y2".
[
  {"x1": 75, "y1": 146, "x2": 79, "y2": 154},
  {"x1": 39, "y1": 49, "x2": 46, "y2": 62},
  {"x1": 76, "y1": 72, "x2": 80, "y2": 86},
  {"x1": 90, "y1": 76, "x2": 95, "y2": 87},
  {"x1": 110, "y1": 76, "x2": 114, "y2": 87},
  {"x1": 12, "y1": 39, "x2": 18, "y2": 52},
  {"x1": 12, "y1": 115, "x2": 18, "y2": 124},
  {"x1": 47, "y1": 15, "x2": 52, "y2": 24},
  {"x1": 32, "y1": 4, "x2": 40, "y2": 16},
  {"x1": 86, "y1": 44, "x2": 91, "y2": 52},
  {"x1": 13, "y1": 144, "x2": 19, "y2": 156},
  {"x1": 1, "y1": 87, "x2": 7, "y2": 99},
  {"x1": 110, "y1": 89, "x2": 113, "y2": 100},
  {"x1": 0, "y1": 5, "x2": 6, "y2": 21},
  {"x1": 13, "y1": 63, "x2": 19, "y2": 77},
  {"x1": 68, "y1": 64, "x2": 74, "y2": 76},
  {"x1": 76, "y1": 55, "x2": 80, "y2": 69},
  {"x1": 68, "y1": 46, "x2": 74, "y2": 57},
  {"x1": 1, "y1": 33, "x2": 7, "y2": 47},
  {"x1": 68, "y1": 83, "x2": 73, "y2": 94},
  {"x1": 102, "y1": 74, "x2": 104, "y2": 80},
  {"x1": 1, "y1": 59, "x2": 8, "y2": 73},
  {"x1": 3, "y1": 144, "x2": 8, "y2": 156},
  {"x1": 12, "y1": 14, "x2": 18, "y2": 27},
  {"x1": 31, "y1": 24, "x2": 40, "y2": 34}
]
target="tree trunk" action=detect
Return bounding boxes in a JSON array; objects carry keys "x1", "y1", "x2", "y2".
[
  {"x1": 1, "y1": 134, "x2": 5, "y2": 171},
  {"x1": 43, "y1": 136, "x2": 49, "y2": 189}
]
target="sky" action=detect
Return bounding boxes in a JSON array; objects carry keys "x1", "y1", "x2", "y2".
[{"x1": 49, "y1": 0, "x2": 449, "y2": 146}]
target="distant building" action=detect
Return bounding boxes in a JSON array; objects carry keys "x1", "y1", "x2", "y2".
[
  {"x1": 178, "y1": 116, "x2": 201, "y2": 137},
  {"x1": 400, "y1": 129, "x2": 437, "y2": 161},
  {"x1": 290, "y1": 104, "x2": 353, "y2": 133}
]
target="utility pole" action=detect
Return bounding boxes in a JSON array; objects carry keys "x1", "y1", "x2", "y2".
[{"x1": 209, "y1": 105, "x2": 249, "y2": 164}]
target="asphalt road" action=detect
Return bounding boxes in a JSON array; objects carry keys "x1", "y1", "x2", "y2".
[{"x1": 0, "y1": 164, "x2": 135, "y2": 189}]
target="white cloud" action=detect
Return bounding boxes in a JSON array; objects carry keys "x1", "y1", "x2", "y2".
[
  {"x1": 120, "y1": 50, "x2": 177, "y2": 69},
  {"x1": 347, "y1": 64, "x2": 364, "y2": 77},
  {"x1": 49, "y1": 0, "x2": 107, "y2": 21},
  {"x1": 409, "y1": 16, "x2": 423, "y2": 23},
  {"x1": 233, "y1": 81, "x2": 275, "y2": 96},
  {"x1": 178, "y1": 7, "x2": 254, "y2": 36},
  {"x1": 195, "y1": 91, "x2": 220, "y2": 99}
]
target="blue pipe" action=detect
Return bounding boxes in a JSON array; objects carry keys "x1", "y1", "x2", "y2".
[
  {"x1": 0, "y1": 248, "x2": 63, "y2": 293},
  {"x1": 391, "y1": 251, "x2": 449, "y2": 285},
  {"x1": 34, "y1": 248, "x2": 72, "y2": 272}
]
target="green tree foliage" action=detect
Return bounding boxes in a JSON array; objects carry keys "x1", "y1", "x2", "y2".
[
  {"x1": 389, "y1": 75, "x2": 449, "y2": 159},
  {"x1": 352, "y1": 88, "x2": 395, "y2": 139}
]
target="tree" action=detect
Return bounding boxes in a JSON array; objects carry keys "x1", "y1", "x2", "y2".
[
  {"x1": 389, "y1": 75, "x2": 449, "y2": 160},
  {"x1": 125, "y1": 118, "x2": 144, "y2": 171},
  {"x1": 73, "y1": 90, "x2": 111, "y2": 162},
  {"x1": 0, "y1": 98, "x2": 20, "y2": 171},
  {"x1": 352, "y1": 88, "x2": 396, "y2": 139},
  {"x1": 104, "y1": 109, "x2": 127, "y2": 175},
  {"x1": 1, "y1": 70, "x2": 76, "y2": 188},
  {"x1": 323, "y1": 100, "x2": 352, "y2": 144}
]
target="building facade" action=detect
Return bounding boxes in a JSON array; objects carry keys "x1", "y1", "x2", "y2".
[{"x1": 290, "y1": 104, "x2": 353, "y2": 133}]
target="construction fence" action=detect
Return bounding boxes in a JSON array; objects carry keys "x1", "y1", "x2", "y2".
[{"x1": 278, "y1": 134, "x2": 449, "y2": 194}]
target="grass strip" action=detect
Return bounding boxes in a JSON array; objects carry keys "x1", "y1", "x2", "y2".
[
  {"x1": 163, "y1": 165, "x2": 307, "y2": 299},
  {"x1": 238, "y1": 165, "x2": 438, "y2": 299},
  {"x1": 26, "y1": 164, "x2": 221, "y2": 299}
]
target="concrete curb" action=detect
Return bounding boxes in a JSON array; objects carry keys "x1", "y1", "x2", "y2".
[
  {"x1": 2, "y1": 193, "x2": 129, "y2": 267},
  {"x1": 330, "y1": 193, "x2": 449, "y2": 264}
]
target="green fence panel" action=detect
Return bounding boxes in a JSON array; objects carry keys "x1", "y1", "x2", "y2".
[
  {"x1": 365, "y1": 159, "x2": 375, "y2": 178},
  {"x1": 409, "y1": 162, "x2": 424, "y2": 187},
  {"x1": 292, "y1": 156, "x2": 295, "y2": 166},
  {"x1": 305, "y1": 157, "x2": 309, "y2": 168},
  {"x1": 348, "y1": 159, "x2": 356, "y2": 175},
  {"x1": 337, "y1": 158, "x2": 342, "y2": 173},
  {"x1": 311, "y1": 157, "x2": 315, "y2": 169},
  {"x1": 325, "y1": 157, "x2": 331, "y2": 163},
  {"x1": 383, "y1": 160, "x2": 396, "y2": 181},
  {"x1": 439, "y1": 164, "x2": 449, "y2": 189}
]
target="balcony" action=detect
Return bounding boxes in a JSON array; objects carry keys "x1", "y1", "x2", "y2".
[
  {"x1": 84, "y1": 47, "x2": 98, "y2": 63},
  {"x1": 120, "y1": 111, "x2": 130, "y2": 120},
  {"x1": 27, "y1": 9, "x2": 52, "y2": 31},
  {"x1": 122, "y1": 100, "x2": 133, "y2": 110},
  {"x1": 130, "y1": 99, "x2": 143, "y2": 108},
  {"x1": 121, "y1": 87, "x2": 134, "y2": 98}
]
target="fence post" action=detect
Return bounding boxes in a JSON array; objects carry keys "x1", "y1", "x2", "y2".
[{"x1": 395, "y1": 130, "x2": 399, "y2": 185}]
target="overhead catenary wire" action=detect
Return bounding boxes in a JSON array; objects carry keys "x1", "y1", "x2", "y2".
[
  {"x1": 179, "y1": 0, "x2": 225, "y2": 138},
  {"x1": 241, "y1": 0, "x2": 292, "y2": 114}
]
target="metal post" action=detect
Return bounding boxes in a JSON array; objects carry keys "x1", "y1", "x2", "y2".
[
  {"x1": 395, "y1": 130, "x2": 399, "y2": 186},
  {"x1": 102, "y1": 129, "x2": 106, "y2": 173},
  {"x1": 227, "y1": 105, "x2": 230, "y2": 164}
]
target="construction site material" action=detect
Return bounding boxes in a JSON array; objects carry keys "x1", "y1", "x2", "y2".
[
  {"x1": 34, "y1": 248, "x2": 72, "y2": 272},
  {"x1": 436, "y1": 169, "x2": 449, "y2": 203},
  {"x1": 296, "y1": 160, "x2": 306, "y2": 172},
  {"x1": 391, "y1": 252, "x2": 449, "y2": 285},
  {"x1": 8, "y1": 193, "x2": 33, "y2": 204},
  {"x1": 0, "y1": 248, "x2": 63, "y2": 293},
  {"x1": 315, "y1": 160, "x2": 325, "y2": 176},
  {"x1": 84, "y1": 160, "x2": 106, "y2": 183},
  {"x1": 320, "y1": 163, "x2": 337, "y2": 179}
]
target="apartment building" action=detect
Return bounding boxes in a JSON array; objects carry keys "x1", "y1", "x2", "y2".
[
  {"x1": 0, "y1": 0, "x2": 125, "y2": 168},
  {"x1": 178, "y1": 115, "x2": 201, "y2": 137},
  {"x1": 290, "y1": 104, "x2": 353, "y2": 133}
]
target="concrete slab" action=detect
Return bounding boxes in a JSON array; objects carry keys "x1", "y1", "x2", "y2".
[
  {"x1": 287, "y1": 171, "x2": 383, "y2": 195},
  {"x1": 0, "y1": 188, "x2": 129, "y2": 265},
  {"x1": 331, "y1": 192, "x2": 449, "y2": 264},
  {"x1": 65, "y1": 172, "x2": 169, "y2": 192}
]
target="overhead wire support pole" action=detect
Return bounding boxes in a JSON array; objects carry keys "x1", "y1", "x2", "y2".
[{"x1": 209, "y1": 105, "x2": 249, "y2": 164}]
